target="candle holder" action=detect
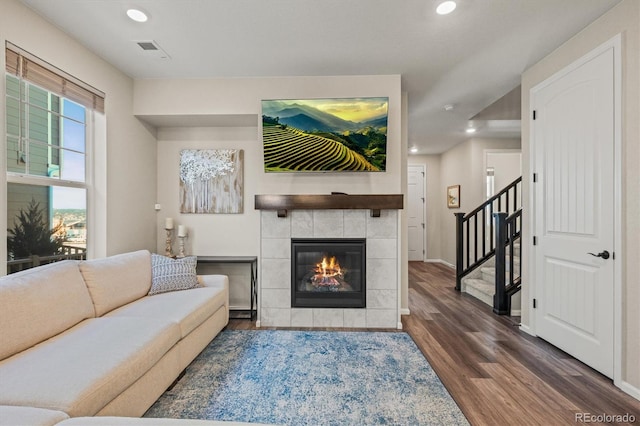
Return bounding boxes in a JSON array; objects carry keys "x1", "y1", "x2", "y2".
[
  {"x1": 176, "y1": 225, "x2": 188, "y2": 258},
  {"x1": 165, "y1": 228, "x2": 174, "y2": 257},
  {"x1": 177, "y1": 235, "x2": 186, "y2": 258}
]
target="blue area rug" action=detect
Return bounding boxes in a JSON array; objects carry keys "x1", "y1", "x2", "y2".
[{"x1": 145, "y1": 330, "x2": 468, "y2": 425}]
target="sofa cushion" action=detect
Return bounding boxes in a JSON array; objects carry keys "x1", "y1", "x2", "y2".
[
  {"x1": 149, "y1": 254, "x2": 200, "y2": 295},
  {"x1": 79, "y1": 250, "x2": 152, "y2": 316},
  {"x1": 0, "y1": 260, "x2": 95, "y2": 360},
  {"x1": 0, "y1": 317, "x2": 181, "y2": 417},
  {"x1": 106, "y1": 287, "x2": 227, "y2": 338},
  {"x1": 0, "y1": 405, "x2": 69, "y2": 426}
]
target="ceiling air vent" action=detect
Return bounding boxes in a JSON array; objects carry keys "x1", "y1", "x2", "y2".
[
  {"x1": 137, "y1": 41, "x2": 158, "y2": 51},
  {"x1": 134, "y1": 40, "x2": 170, "y2": 59}
]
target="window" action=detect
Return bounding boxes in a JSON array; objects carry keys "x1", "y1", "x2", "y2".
[
  {"x1": 5, "y1": 44, "x2": 104, "y2": 274},
  {"x1": 486, "y1": 166, "x2": 495, "y2": 199},
  {"x1": 485, "y1": 167, "x2": 495, "y2": 227}
]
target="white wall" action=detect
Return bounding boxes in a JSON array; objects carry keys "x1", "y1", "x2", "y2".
[
  {"x1": 142, "y1": 75, "x2": 407, "y2": 309},
  {"x1": 156, "y1": 127, "x2": 260, "y2": 257},
  {"x1": 0, "y1": 0, "x2": 158, "y2": 269},
  {"x1": 486, "y1": 151, "x2": 522, "y2": 195},
  {"x1": 521, "y1": 0, "x2": 639, "y2": 392}
]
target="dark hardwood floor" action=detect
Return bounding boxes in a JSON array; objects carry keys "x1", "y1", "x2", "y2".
[{"x1": 227, "y1": 261, "x2": 640, "y2": 425}]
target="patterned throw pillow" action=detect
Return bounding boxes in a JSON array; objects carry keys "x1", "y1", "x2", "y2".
[{"x1": 149, "y1": 254, "x2": 200, "y2": 296}]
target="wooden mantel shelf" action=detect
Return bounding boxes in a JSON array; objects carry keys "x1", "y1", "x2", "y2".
[{"x1": 255, "y1": 194, "x2": 403, "y2": 217}]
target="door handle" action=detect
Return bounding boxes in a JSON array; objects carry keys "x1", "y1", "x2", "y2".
[{"x1": 588, "y1": 250, "x2": 610, "y2": 260}]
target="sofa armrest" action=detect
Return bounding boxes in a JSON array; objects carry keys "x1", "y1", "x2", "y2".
[{"x1": 197, "y1": 275, "x2": 229, "y2": 311}]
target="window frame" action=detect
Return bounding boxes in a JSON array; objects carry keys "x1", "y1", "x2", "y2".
[
  {"x1": 4, "y1": 50, "x2": 98, "y2": 273},
  {"x1": 5, "y1": 75, "x2": 89, "y2": 189}
]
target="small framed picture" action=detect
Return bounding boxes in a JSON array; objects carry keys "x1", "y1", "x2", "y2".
[{"x1": 447, "y1": 185, "x2": 460, "y2": 208}]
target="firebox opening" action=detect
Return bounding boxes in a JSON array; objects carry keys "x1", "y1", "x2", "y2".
[{"x1": 291, "y1": 238, "x2": 366, "y2": 308}]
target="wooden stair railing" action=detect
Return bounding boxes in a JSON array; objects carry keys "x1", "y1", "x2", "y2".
[{"x1": 454, "y1": 176, "x2": 522, "y2": 291}]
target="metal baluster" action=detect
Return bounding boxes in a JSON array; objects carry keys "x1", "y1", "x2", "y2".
[
  {"x1": 509, "y1": 221, "x2": 514, "y2": 286},
  {"x1": 490, "y1": 203, "x2": 495, "y2": 251},
  {"x1": 474, "y1": 214, "x2": 478, "y2": 262},
  {"x1": 482, "y1": 208, "x2": 486, "y2": 256},
  {"x1": 506, "y1": 191, "x2": 510, "y2": 215}
]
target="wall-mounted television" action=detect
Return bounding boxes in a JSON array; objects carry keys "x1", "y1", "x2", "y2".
[{"x1": 262, "y1": 97, "x2": 388, "y2": 172}]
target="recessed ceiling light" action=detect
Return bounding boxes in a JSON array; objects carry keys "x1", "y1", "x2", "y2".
[
  {"x1": 466, "y1": 127, "x2": 477, "y2": 134},
  {"x1": 436, "y1": 1, "x2": 457, "y2": 15},
  {"x1": 127, "y1": 8, "x2": 148, "y2": 22},
  {"x1": 410, "y1": 147, "x2": 418, "y2": 153}
]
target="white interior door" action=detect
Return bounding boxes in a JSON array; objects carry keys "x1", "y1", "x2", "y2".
[
  {"x1": 408, "y1": 165, "x2": 425, "y2": 261},
  {"x1": 532, "y1": 44, "x2": 616, "y2": 377}
]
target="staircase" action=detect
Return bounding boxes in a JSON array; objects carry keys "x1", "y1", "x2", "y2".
[
  {"x1": 461, "y1": 243, "x2": 520, "y2": 309},
  {"x1": 454, "y1": 177, "x2": 522, "y2": 315}
]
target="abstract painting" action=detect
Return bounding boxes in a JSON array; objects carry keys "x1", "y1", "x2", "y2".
[{"x1": 179, "y1": 149, "x2": 243, "y2": 214}]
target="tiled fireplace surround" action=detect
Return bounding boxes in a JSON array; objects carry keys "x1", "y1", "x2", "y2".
[{"x1": 259, "y1": 209, "x2": 400, "y2": 329}]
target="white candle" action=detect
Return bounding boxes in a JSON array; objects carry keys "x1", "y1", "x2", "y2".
[
  {"x1": 165, "y1": 217, "x2": 174, "y2": 229},
  {"x1": 178, "y1": 225, "x2": 187, "y2": 237}
]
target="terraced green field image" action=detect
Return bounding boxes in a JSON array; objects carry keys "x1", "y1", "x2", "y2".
[
  {"x1": 262, "y1": 97, "x2": 388, "y2": 172},
  {"x1": 263, "y1": 125, "x2": 379, "y2": 171}
]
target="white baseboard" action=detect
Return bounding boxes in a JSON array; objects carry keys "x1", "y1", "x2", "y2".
[
  {"x1": 400, "y1": 308, "x2": 410, "y2": 316},
  {"x1": 255, "y1": 320, "x2": 261, "y2": 328},
  {"x1": 617, "y1": 380, "x2": 640, "y2": 401},
  {"x1": 510, "y1": 309, "x2": 521, "y2": 316},
  {"x1": 425, "y1": 259, "x2": 455, "y2": 269},
  {"x1": 519, "y1": 323, "x2": 535, "y2": 336},
  {"x1": 397, "y1": 322, "x2": 403, "y2": 330}
]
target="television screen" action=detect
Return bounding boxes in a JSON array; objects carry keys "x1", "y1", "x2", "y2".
[{"x1": 262, "y1": 97, "x2": 388, "y2": 172}]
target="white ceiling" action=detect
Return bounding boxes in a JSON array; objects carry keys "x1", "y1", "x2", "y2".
[{"x1": 20, "y1": 0, "x2": 620, "y2": 154}]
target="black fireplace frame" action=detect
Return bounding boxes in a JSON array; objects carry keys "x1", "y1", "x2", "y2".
[{"x1": 291, "y1": 238, "x2": 366, "y2": 309}]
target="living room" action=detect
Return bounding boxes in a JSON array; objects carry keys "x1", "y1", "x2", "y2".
[{"x1": 1, "y1": 0, "x2": 639, "y2": 424}]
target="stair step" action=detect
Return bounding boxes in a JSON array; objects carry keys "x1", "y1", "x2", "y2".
[
  {"x1": 481, "y1": 267, "x2": 494, "y2": 282},
  {"x1": 481, "y1": 265, "x2": 521, "y2": 282},
  {"x1": 462, "y1": 278, "x2": 494, "y2": 306}
]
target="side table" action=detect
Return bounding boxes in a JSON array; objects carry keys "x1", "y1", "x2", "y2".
[{"x1": 196, "y1": 256, "x2": 257, "y2": 321}]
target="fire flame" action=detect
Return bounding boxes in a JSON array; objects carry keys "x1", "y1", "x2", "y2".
[{"x1": 316, "y1": 256, "x2": 342, "y2": 278}]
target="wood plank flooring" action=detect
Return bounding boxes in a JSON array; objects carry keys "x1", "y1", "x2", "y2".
[{"x1": 227, "y1": 261, "x2": 640, "y2": 425}]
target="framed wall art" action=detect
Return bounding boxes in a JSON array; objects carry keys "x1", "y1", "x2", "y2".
[
  {"x1": 179, "y1": 149, "x2": 244, "y2": 214},
  {"x1": 447, "y1": 185, "x2": 460, "y2": 208},
  {"x1": 261, "y1": 97, "x2": 388, "y2": 172}
]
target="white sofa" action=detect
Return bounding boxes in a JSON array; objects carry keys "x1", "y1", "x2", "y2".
[{"x1": 0, "y1": 250, "x2": 230, "y2": 425}]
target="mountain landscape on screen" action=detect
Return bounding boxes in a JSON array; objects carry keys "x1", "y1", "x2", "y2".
[{"x1": 262, "y1": 98, "x2": 388, "y2": 172}]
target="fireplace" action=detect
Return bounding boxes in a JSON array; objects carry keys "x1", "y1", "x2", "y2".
[{"x1": 291, "y1": 238, "x2": 366, "y2": 308}]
